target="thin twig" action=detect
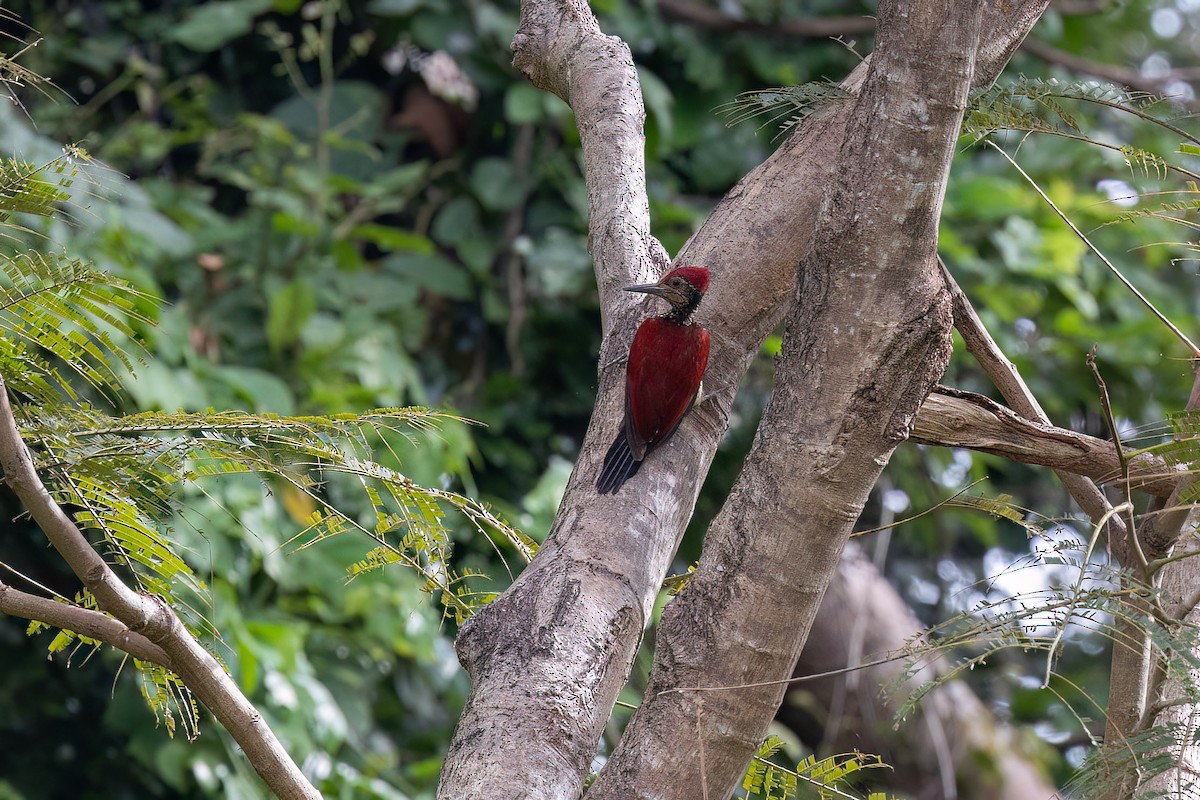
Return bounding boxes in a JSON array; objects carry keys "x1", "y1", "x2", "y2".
[
  {"x1": 1087, "y1": 348, "x2": 1148, "y2": 574},
  {"x1": 987, "y1": 139, "x2": 1200, "y2": 356},
  {"x1": 1043, "y1": 500, "x2": 1133, "y2": 688}
]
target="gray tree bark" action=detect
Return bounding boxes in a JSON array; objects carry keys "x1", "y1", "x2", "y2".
[
  {"x1": 1142, "y1": 528, "x2": 1200, "y2": 799},
  {"x1": 438, "y1": 2, "x2": 1051, "y2": 798},
  {"x1": 587, "y1": 1, "x2": 978, "y2": 795},
  {"x1": 1101, "y1": 369, "x2": 1200, "y2": 800}
]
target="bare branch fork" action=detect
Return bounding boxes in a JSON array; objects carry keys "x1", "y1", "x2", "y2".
[
  {"x1": 912, "y1": 386, "x2": 1179, "y2": 498},
  {"x1": 0, "y1": 375, "x2": 321, "y2": 800}
]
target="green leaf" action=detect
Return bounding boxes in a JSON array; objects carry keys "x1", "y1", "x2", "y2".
[
  {"x1": 505, "y1": 83, "x2": 546, "y2": 125},
  {"x1": 213, "y1": 365, "x2": 297, "y2": 414},
  {"x1": 469, "y1": 158, "x2": 522, "y2": 211},
  {"x1": 431, "y1": 196, "x2": 483, "y2": 245},
  {"x1": 368, "y1": 0, "x2": 426, "y2": 12},
  {"x1": 637, "y1": 66, "x2": 674, "y2": 148},
  {"x1": 167, "y1": 0, "x2": 273, "y2": 52},
  {"x1": 383, "y1": 253, "x2": 473, "y2": 300},
  {"x1": 350, "y1": 224, "x2": 435, "y2": 254},
  {"x1": 265, "y1": 278, "x2": 317, "y2": 354}
]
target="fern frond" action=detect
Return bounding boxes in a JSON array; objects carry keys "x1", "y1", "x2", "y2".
[
  {"x1": 18, "y1": 402, "x2": 530, "y2": 623},
  {"x1": 1104, "y1": 185, "x2": 1200, "y2": 228},
  {"x1": 970, "y1": 77, "x2": 1192, "y2": 139},
  {"x1": 0, "y1": 156, "x2": 73, "y2": 222},
  {"x1": 946, "y1": 492, "x2": 1046, "y2": 536},
  {"x1": 0, "y1": 252, "x2": 151, "y2": 402},
  {"x1": 136, "y1": 659, "x2": 201, "y2": 740},
  {"x1": 965, "y1": 78, "x2": 1200, "y2": 180},
  {"x1": 1068, "y1": 725, "x2": 1200, "y2": 799},
  {"x1": 743, "y1": 744, "x2": 896, "y2": 800},
  {"x1": 717, "y1": 82, "x2": 855, "y2": 135}
]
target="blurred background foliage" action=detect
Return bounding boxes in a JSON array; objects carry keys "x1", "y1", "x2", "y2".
[{"x1": 0, "y1": 0, "x2": 1197, "y2": 797}]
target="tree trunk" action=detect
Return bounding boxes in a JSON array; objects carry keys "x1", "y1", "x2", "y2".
[
  {"x1": 587, "y1": 2, "x2": 978, "y2": 795},
  {"x1": 439, "y1": 2, "x2": 1050, "y2": 798},
  {"x1": 1143, "y1": 527, "x2": 1200, "y2": 798}
]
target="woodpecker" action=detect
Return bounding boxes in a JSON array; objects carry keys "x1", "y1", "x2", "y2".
[{"x1": 596, "y1": 265, "x2": 711, "y2": 494}]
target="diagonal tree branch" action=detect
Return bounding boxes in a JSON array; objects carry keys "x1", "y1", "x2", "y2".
[
  {"x1": 0, "y1": 374, "x2": 320, "y2": 800},
  {"x1": 440, "y1": 3, "x2": 1051, "y2": 797},
  {"x1": 942, "y1": 260, "x2": 1131, "y2": 548},
  {"x1": 440, "y1": 2, "x2": 677, "y2": 796},
  {"x1": 589, "y1": 1, "x2": 982, "y2": 796}
]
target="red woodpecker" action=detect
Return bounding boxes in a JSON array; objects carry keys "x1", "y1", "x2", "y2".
[{"x1": 596, "y1": 266, "x2": 711, "y2": 494}]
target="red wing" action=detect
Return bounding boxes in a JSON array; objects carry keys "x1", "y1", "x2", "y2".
[{"x1": 624, "y1": 319, "x2": 710, "y2": 458}]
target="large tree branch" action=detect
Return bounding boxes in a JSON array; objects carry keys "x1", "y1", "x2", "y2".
[
  {"x1": 912, "y1": 387, "x2": 1178, "y2": 497},
  {"x1": 0, "y1": 376, "x2": 320, "y2": 800},
  {"x1": 589, "y1": 1, "x2": 981, "y2": 796},
  {"x1": 439, "y1": 2, "x2": 677, "y2": 797}
]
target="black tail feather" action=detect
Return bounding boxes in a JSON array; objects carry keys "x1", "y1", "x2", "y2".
[{"x1": 596, "y1": 432, "x2": 642, "y2": 494}]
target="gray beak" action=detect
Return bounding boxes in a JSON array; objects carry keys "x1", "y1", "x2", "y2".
[{"x1": 624, "y1": 281, "x2": 674, "y2": 298}]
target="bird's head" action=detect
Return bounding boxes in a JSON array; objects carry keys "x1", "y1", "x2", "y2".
[{"x1": 624, "y1": 266, "x2": 710, "y2": 318}]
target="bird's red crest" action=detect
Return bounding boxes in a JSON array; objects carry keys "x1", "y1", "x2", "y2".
[{"x1": 665, "y1": 266, "x2": 710, "y2": 294}]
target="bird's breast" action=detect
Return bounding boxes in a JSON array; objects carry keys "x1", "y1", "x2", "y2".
[{"x1": 626, "y1": 318, "x2": 711, "y2": 444}]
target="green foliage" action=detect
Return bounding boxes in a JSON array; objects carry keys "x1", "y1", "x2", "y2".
[
  {"x1": 20, "y1": 402, "x2": 530, "y2": 623},
  {"x1": 0, "y1": 0, "x2": 1197, "y2": 797},
  {"x1": 963, "y1": 78, "x2": 1199, "y2": 184},
  {"x1": 1068, "y1": 726, "x2": 1200, "y2": 800},
  {"x1": 0, "y1": 151, "x2": 152, "y2": 403},
  {"x1": 742, "y1": 736, "x2": 898, "y2": 800},
  {"x1": 0, "y1": 8, "x2": 541, "y2": 795}
]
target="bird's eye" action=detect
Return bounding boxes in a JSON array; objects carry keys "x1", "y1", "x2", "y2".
[{"x1": 670, "y1": 277, "x2": 684, "y2": 287}]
